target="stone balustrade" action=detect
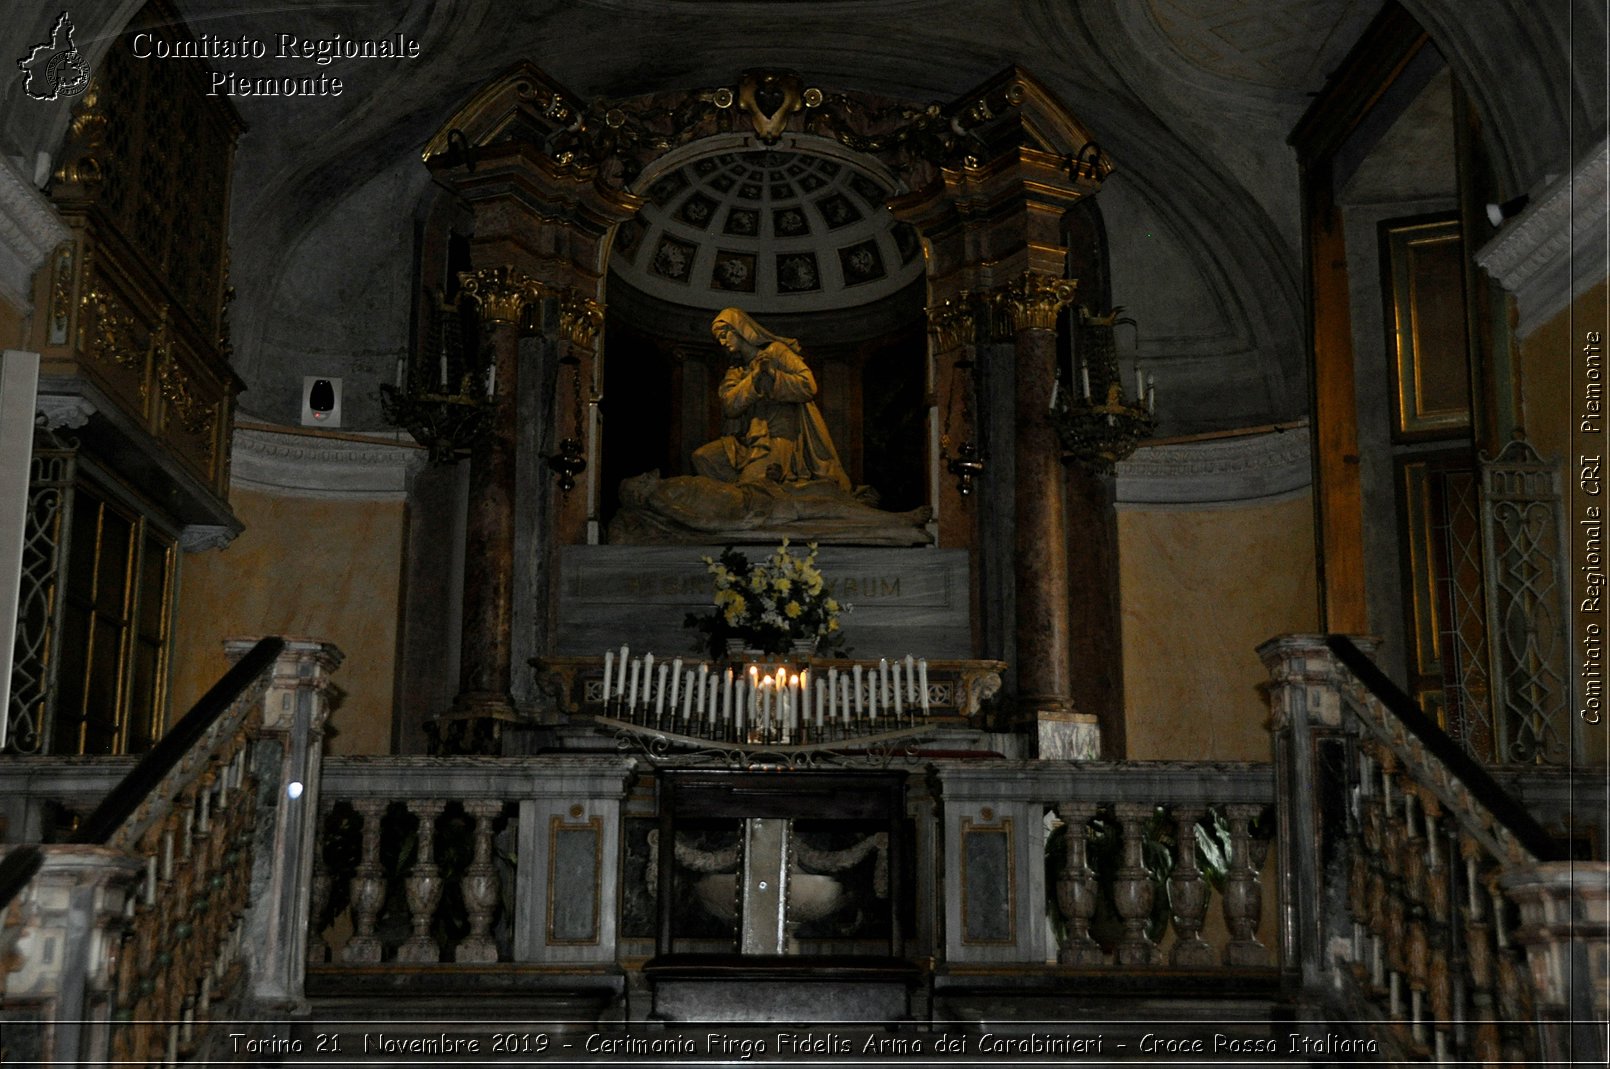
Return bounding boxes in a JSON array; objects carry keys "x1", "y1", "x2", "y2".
[
  {"x1": 929, "y1": 759, "x2": 1277, "y2": 971},
  {"x1": 309, "y1": 756, "x2": 634, "y2": 968},
  {"x1": 1260, "y1": 634, "x2": 1609, "y2": 1064},
  {"x1": 0, "y1": 637, "x2": 334, "y2": 1065}
]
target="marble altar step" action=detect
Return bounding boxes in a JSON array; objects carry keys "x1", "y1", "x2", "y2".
[{"x1": 299, "y1": 963, "x2": 624, "y2": 1025}]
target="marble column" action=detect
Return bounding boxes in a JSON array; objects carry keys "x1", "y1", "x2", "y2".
[
  {"x1": 437, "y1": 266, "x2": 546, "y2": 753},
  {"x1": 991, "y1": 272, "x2": 1078, "y2": 723}
]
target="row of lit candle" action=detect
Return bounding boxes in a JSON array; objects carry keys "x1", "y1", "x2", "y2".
[{"x1": 598, "y1": 647, "x2": 931, "y2": 738}]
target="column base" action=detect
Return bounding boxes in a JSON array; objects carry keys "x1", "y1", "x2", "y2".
[{"x1": 427, "y1": 692, "x2": 519, "y2": 755}]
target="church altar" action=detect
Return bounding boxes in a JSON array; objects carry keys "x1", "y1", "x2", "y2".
[{"x1": 533, "y1": 652, "x2": 1007, "y2": 755}]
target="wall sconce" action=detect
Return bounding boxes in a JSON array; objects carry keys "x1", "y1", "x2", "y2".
[
  {"x1": 547, "y1": 437, "x2": 586, "y2": 492},
  {"x1": 380, "y1": 293, "x2": 491, "y2": 463},
  {"x1": 1485, "y1": 194, "x2": 1530, "y2": 227},
  {"x1": 1067, "y1": 141, "x2": 1105, "y2": 183},
  {"x1": 1051, "y1": 307, "x2": 1155, "y2": 474},
  {"x1": 946, "y1": 441, "x2": 986, "y2": 496},
  {"x1": 544, "y1": 353, "x2": 587, "y2": 492},
  {"x1": 939, "y1": 355, "x2": 985, "y2": 496}
]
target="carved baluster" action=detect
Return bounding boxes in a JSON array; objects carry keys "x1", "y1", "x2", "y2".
[
  {"x1": 1377, "y1": 762, "x2": 1410, "y2": 1026},
  {"x1": 1221, "y1": 803, "x2": 1269, "y2": 966},
  {"x1": 398, "y1": 800, "x2": 447, "y2": 962},
  {"x1": 342, "y1": 799, "x2": 388, "y2": 963},
  {"x1": 1419, "y1": 795, "x2": 1454, "y2": 1062},
  {"x1": 307, "y1": 801, "x2": 333, "y2": 964},
  {"x1": 1359, "y1": 745, "x2": 1388, "y2": 992},
  {"x1": 1111, "y1": 803, "x2": 1157, "y2": 965},
  {"x1": 1167, "y1": 806, "x2": 1214, "y2": 966},
  {"x1": 1402, "y1": 788, "x2": 1430, "y2": 1050},
  {"x1": 1486, "y1": 873, "x2": 1535, "y2": 1063},
  {"x1": 457, "y1": 800, "x2": 502, "y2": 963},
  {"x1": 1054, "y1": 802, "x2": 1103, "y2": 965},
  {"x1": 1459, "y1": 836, "x2": 1500, "y2": 1066}
]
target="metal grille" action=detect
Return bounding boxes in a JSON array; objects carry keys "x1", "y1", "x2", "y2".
[
  {"x1": 1433, "y1": 466, "x2": 1495, "y2": 760},
  {"x1": 1480, "y1": 439, "x2": 1574, "y2": 763},
  {"x1": 5, "y1": 432, "x2": 77, "y2": 754}
]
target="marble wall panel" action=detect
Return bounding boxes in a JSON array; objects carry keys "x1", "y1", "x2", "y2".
[
  {"x1": 1118, "y1": 494, "x2": 1319, "y2": 762},
  {"x1": 557, "y1": 545, "x2": 970, "y2": 658},
  {"x1": 169, "y1": 487, "x2": 404, "y2": 754}
]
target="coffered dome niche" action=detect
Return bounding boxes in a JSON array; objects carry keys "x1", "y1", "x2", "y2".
[
  {"x1": 600, "y1": 135, "x2": 930, "y2": 526},
  {"x1": 608, "y1": 135, "x2": 925, "y2": 315}
]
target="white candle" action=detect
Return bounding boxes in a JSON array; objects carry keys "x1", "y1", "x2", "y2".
[
  {"x1": 905, "y1": 655, "x2": 917, "y2": 715},
  {"x1": 439, "y1": 353, "x2": 448, "y2": 387},
  {"x1": 1135, "y1": 367, "x2": 1143, "y2": 400},
  {"x1": 736, "y1": 680, "x2": 747, "y2": 734},
  {"x1": 723, "y1": 669, "x2": 733, "y2": 722},
  {"x1": 827, "y1": 668, "x2": 838, "y2": 721},
  {"x1": 918, "y1": 658, "x2": 930, "y2": 713},
  {"x1": 643, "y1": 652, "x2": 655, "y2": 706},
  {"x1": 1081, "y1": 365, "x2": 1091, "y2": 399},
  {"x1": 853, "y1": 664, "x2": 864, "y2": 713},
  {"x1": 627, "y1": 657, "x2": 641, "y2": 709},
  {"x1": 1048, "y1": 377, "x2": 1059, "y2": 412},
  {"x1": 879, "y1": 658, "x2": 890, "y2": 709},
  {"x1": 668, "y1": 658, "x2": 682, "y2": 711},
  {"x1": 1147, "y1": 374, "x2": 1156, "y2": 413},
  {"x1": 869, "y1": 674, "x2": 880, "y2": 721},
  {"x1": 840, "y1": 675, "x2": 852, "y2": 723},
  {"x1": 681, "y1": 672, "x2": 693, "y2": 720},
  {"x1": 617, "y1": 646, "x2": 629, "y2": 702},
  {"x1": 815, "y1": 677, "x2": 825, "y2": 727},
  {"x1": 602, "y1": 650, "x2": 614, "y2": 703},
  {"x1": 395, "y1": 356, "x2": 406, "y2": 388},
  {"x1": 654, "y1": 663, "x2": 668, "y2": 719},
  {"x1": 697, "y1": 663, "x2": 709, "y2": 720},
  {"x1": 707, "y1": 674, "x2": 718, "y2": 725}
]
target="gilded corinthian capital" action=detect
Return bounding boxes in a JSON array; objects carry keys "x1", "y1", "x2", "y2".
[
  {"x1": 458, "y1": 265, "x2": 549, "y2": 325},
  {"x1": 985, "y1": 271, "x2": 1078, "y2": 336},
  {"x1": 926, "y1": 292, "x2": 976, "y2": 354},
  {"x1": 557, "y1": 290, "x2": 604, "y2": 348}
]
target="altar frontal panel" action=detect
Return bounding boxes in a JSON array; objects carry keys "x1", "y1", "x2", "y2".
[{"x1": 557, "y1": 545, "x2": 970, "y2": 657}]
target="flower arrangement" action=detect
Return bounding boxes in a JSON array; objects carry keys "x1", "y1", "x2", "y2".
[{"x1": 685, "y1": 538, "x2": 849, "y2": 658}]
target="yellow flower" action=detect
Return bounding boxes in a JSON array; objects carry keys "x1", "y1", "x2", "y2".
[
  {"x1": 785, "y1": 601, "x2": 802, "y2": 618},
  {"x1": 825, "y1": 598, "x2": 839, "y2": 613},
  {"x1": 828, "y1": 618, "x2": 840, "y2": 631},
  {"x1": 774, "y1": 577, "x2": 791, "y2": 594}
]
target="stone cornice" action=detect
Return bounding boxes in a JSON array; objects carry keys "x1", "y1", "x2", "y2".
[
  {"x1": 0, "y1": 154, "x2": 69, "y2": 311},
  {"x1": 1114, "y1": 423, "x2": 1311, "y2": 509},
  {"x1": 1475, "y1": 138, "x2": 1609, "y2": 337},
  {"x1": 231, "y1": 425, "x2": 427, "y2": 501}
]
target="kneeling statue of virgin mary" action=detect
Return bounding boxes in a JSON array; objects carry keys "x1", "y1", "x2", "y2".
[{"x1": 610, "y1": 308, "x2": 931, "y2": 546}]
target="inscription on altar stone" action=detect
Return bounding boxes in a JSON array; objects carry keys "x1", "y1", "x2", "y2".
[{"x1": 557, "y1": 546, "x2": 970, "y2": 657}]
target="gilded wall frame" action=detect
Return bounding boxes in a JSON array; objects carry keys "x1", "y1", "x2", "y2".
[{"x1": 1381, "y1": 215, "x2": 1471, "y2": 440}]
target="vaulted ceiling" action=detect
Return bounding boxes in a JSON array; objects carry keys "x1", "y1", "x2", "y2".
[{"x1": 6, "y1": 0, "x2": 1600, "y2": 434}]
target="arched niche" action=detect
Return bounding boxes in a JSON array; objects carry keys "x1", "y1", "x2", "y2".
[{"x1": 597, "y1": 134, "x2": 930, "y2": 534}]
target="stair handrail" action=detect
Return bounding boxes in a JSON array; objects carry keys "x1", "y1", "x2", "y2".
[
  {"x1": 0, "y1": 636, "x2": 286, "y2": 913},
  {"x1": 71, "y1": 635, "x2": 286, "y2": 850},
  {"x1": 1264, "y1": 633, "x2": 1606, "y2": 1064},
  {"x1": 1324, "y1": 634, "x2": 1562, "y2": 862}
]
